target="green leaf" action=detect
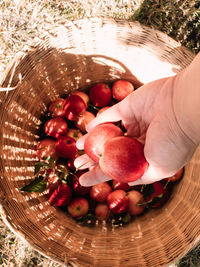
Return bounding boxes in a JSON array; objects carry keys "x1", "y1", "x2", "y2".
[
  {"x1": 122, "y1": 212, "x2": 132, "y2": 223},
  {"x1": 48, "y1": 156, "x2": 56, "y2": 169},
  {"x1": 20, "y1": 176, "x2": 47, "y2": 193},
  {"x1": 34, "y1": 161, "x2": 48, "y2": 175}
]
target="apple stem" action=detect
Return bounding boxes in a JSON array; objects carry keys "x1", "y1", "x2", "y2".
[
  {"x1": 135, "y1": 201, "x2": 148, "y2": 206},
  {"x1": 75, "y1": 159, "x2": 92, "y2": 172},
  {"x1": 140, "y1": 184, "x2": 146, "y2": 192},
  {"x1": 164, "y1": 180, "x2": 170, "y2": 189},
  {"x1": 37, "y1": 144, "x2": 55, "y2": 151},
  {"x1": 138, "y1": 193, "x2": 164, "y2": 206},
  {"x1": 88, "y1": 103, "x2": 100, "y2": 111}
]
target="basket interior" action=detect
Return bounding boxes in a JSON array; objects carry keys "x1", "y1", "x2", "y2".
[{"x1": 0, "y1": 18, "x2": 199, "y2": 267}]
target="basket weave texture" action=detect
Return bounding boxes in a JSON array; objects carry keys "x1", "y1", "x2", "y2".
[{"x1": 0, "y1": 17, "x2": 199, "y2": 267}]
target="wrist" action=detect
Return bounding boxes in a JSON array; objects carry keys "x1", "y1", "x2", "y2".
[{"x1": 173, "y1": 53, "x2": 200, "y2": 145}]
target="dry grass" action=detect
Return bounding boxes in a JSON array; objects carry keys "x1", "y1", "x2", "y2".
[
  {"x1": 0, "y1": 217, "x2": 62, "y2": 266},
  {"x1": 133, "y1": 0, "x2": 200, "y2": 53},
  {"x1": 0, "y1": 0, "x2": 199, "y2": 266},
  {"x1": 0, "y1": 0, "x2": 142, "y2": 75}
]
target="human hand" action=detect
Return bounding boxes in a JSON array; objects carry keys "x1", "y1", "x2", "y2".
[{"x1": 75, "y1": 74, "x2": 198, "y2": 187}]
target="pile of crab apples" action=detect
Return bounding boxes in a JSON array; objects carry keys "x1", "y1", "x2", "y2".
[{"x1": 29, "y1": 80, "x2": 184, "y2": 225}]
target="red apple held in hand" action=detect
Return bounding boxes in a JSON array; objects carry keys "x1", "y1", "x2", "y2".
[
  {"x1": 90, "y1": 83, "x2": 111, "y2": 107},
  {"x1": 90, "y1": 182, "x2": 112, "y2": 203},
  {"x1": 127, "y1": 190, "x2": 145, "y2": 216},
  {"x1": 45, "y1": 117, "x2": 68, "y2": 139},
  {"x1": 84, "y1": 123, "x2": 124, "y2": 162},
  {"x1": 165, "y1": 168, "x2": 184, "y2": 183},
  {"x1": 48, "y1": 98, "x2": 65, "y2": 117},
  {"x1": 55, "y1": 136, "x2": 77, "y2": 159},
  {"x1": 67, "y1": 197, "x2": 89, "y2": 218},
  {"x1": 107, "y1": 190, "x2": 129, "y2": 214},
  {"x1": 112, "y1": 80, "x2": 134, "y2": 101},
  {"x1": 145, "y1": 182, "x2": 170, "y2": 208},
  {"x1": 67, "y1": 128, "x2": 83, "y2": 141},
  {"x1": 71, "y1": 91, "x2": 90, "y2": 106},
  {"x1": 100, "y1": 136, "x2": 149, "y2": 183},
  {"x1": 49, "y1": 182, "x2": 72, "y2": 207},
  {"x1": 36, "y1": 138, "x2": 58, "y2": 160},
  {"x1": 112, "y1": 180, "x2": 131, "y2": 191},
  {"x1": 64, "y1": 95, "x2": 87, "y2": 121},
  {"x1": 75, "y1": 111, "x2": 95, "y2": 132},
  {"x1": 71, "y1": 170, "x2": 91, "y2": 196},
  {"x1": 95, "y1": 203, "x2": 110, "y2": 220}
]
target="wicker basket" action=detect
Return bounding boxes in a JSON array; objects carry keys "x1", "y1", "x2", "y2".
[{"x1": 0, "y1": 17, "x2": 199, "y2": 267}]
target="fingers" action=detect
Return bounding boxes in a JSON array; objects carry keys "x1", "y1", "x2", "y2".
[
  {"x1": 74, "y1": 154, "x2": 96, "y2": 170},
  {"x1": 76, "y1": 134, "x2": 87, "y2": 150},
  {"x1": 86, "y1": 103, "x2": 122, "y2": 131},
  {"x1": 79, "y1": 165, "x2": 112, "y2": 186},
  {"x1": 77, "y1": 76, "x2": 182, "y2": 187},
  {"x1": 86, "y1": 93, "x2": 143, "y2": 139},
  {"x1": 77, "y1": 102, "x2": 126, "y2": 149}
]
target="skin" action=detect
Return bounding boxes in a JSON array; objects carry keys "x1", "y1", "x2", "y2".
[{"x1": 76, "y1": 52, "x2": 200, "y2": 187}]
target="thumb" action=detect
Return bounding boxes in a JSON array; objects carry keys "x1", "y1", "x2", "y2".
[{"x1": 86, "y1": 102, "x2": 123, "y2": 132}]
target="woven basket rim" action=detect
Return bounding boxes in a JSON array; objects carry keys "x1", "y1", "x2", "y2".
[{"x1": 0, "y1": 16, "x2": 195, "y2": 89}]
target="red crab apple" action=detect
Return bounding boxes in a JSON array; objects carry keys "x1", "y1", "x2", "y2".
[
  {"x1": 107, "y1": 190, "x2": 129, "y2": 214},
  {"x1": 100, "y1": 136, "x2": 149, "y2": 183},
  {"x1": 49, "y1": 182, "x2": 72, "y2": 207},
  {"x1": 48, "y1": 98, "x2": 65, "y2": 117},
  {"x1": 127, "y1": 190, "x2": 145, "y2": 216},
  {"x1": 64, "y1": 94, "x2": 87, "y2": 121},
  {"x1": 95, "y1": 203, "x2": 110, "y2": 220},
  {"x1": 75, "y1": 111, "x2": 95, "y2": 132},
  {"x1": 67, "y1": 197, "x2": 89, "y2": 217},
  {"x1": 145, "y1": 182, "x2": 170, "y2": 208},
  {"x1": 165, "y1": 168, "x2": 184, "y2": 183},
  {"x1": 45, "y1": 117, "x2": 68, "y2": 139},
  {"x1": 36, "y1": 138, "x2": 58, "y2": 160},
  {"x1": 112, "y1": 180, "x2": 131, "y2": 191},
  {"x1": 71, "y1": 91, "x2": 90, "y2": 106},
  {"x1": 84, "y1": 123, "x2": 124, "y2": 162},
  {"x1": 112, "y1": 80, "x2": 134, "y2": 101},
  {"x1": 67, "y1": 157, "x2": 77, "y2": 171},
  {"x1": 89, "y1": 83, "x2": 111, "y2": 107},
  {"x1": 71, "y1": 170, "x2": 91, "y2": 195},
  {"x1": 67, "y1": 128, "x2": 83, "y2": 141},
  {"x1": 90, "y1": 182, "x2": 112, "y2": 203},
  {"x1": 55, "y1": 136, "x2": 77, "y2": 159}
]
